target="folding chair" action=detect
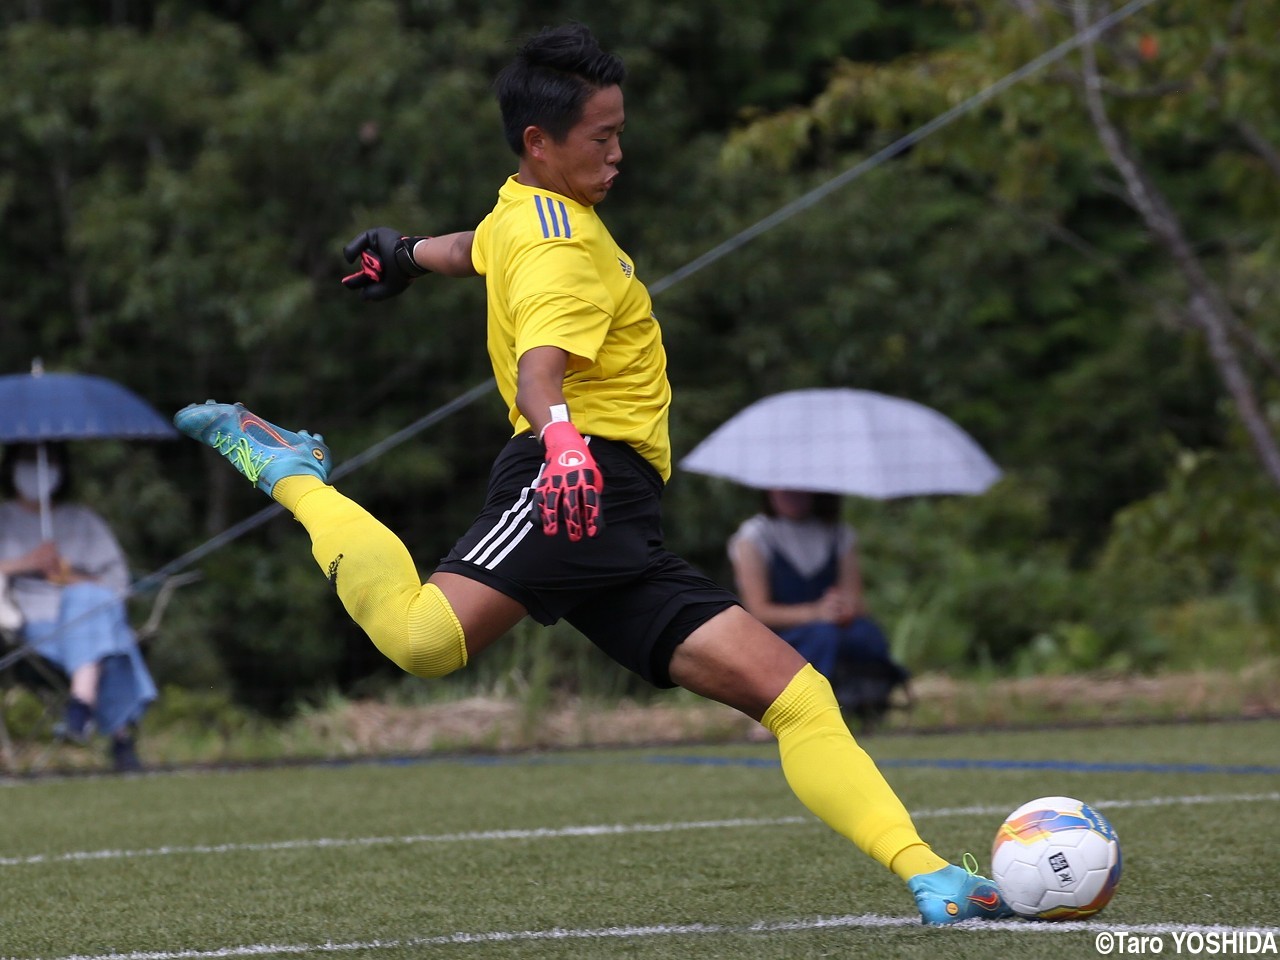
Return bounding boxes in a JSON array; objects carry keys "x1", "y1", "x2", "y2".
[{"x1": 0, "y1": 570, "x2": 199, "y2": 772}]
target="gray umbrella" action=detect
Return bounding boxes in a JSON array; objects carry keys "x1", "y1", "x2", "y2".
[
  {"x1": 680, "y1": 388, "x2": 1001, "y2": 498},
  {"x1": 0, "y1": 359, "x2": 177, "y2": 538}
]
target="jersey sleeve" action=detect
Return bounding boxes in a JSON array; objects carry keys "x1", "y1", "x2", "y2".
[
  {"x1": 509, "y1": 242, "x2": 613, "y2": 366},
  {"x1": 471, "y1": 212, "x2": 491, "y2": 276}
]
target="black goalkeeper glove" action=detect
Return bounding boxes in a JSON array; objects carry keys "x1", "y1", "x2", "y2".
[{"x1": 341, "y1": 227, "x2": 431, "y2": 301}]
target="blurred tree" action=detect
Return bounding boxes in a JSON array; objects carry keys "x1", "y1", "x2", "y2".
[
  {"x1": 707, "y1": 0, "x2": 1276, "y2": 547},
  {"x1": 1, "y1": 0, "x2": 1272, "y2": 704},
  {"x1": 3, "y1": 0, "x2": 958, "y2": 707},
  {"x1": 694, "y1": 0, "x2": 1277, "y2": 667}
]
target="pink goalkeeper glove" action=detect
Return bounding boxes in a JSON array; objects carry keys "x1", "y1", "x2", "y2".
[{"x1": 534, "y1": 421, "x2": 603, "y2": 541}]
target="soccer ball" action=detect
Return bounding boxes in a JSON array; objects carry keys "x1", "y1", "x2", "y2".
[{"x1": 991, "y1": 796, "x2": 1122, "y2": 921}]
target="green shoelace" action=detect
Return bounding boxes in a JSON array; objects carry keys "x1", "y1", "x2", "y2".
[{"x1": 211, "y1": 431, "x2": 274, "y2": 485}]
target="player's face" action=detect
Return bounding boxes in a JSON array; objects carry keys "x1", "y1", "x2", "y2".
[{"x1": 532, "y1": 84, "x2": 624, "y2": 207}]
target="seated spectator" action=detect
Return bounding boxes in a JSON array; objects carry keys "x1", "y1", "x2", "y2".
[
  {"x1": 728, "y1": 489, "x2": 908, "y2": 724},
  {"x1": 0, "y1": 443, "x2": 156, "y2": 770}
]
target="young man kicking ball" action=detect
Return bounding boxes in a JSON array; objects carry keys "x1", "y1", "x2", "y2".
[{"x1": 176, "y1": 22, "x2": 1010, "y2": 926}]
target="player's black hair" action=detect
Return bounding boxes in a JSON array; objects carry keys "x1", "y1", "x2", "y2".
[
  {"x1": 0, "y1": 442, "x2": 74, "y2": 503},
  {"x1": 494, "y1": 22, "x2": 625, "y2": 157}
]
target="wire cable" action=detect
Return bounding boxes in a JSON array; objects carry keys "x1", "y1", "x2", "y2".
[
  {"x1": 648, "y1": 0, "x2": 1162, "y2": 296},
  {"x1": 0, "y1": 0, "x2": 1162, "y2": 677}
]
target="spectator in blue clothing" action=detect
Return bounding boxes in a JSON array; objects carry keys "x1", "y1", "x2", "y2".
[
  {"x1": 728, "y1": 489, "x2": 908, "y2": 724},
  {"x1": 0, "y1": 443, "x2": 155, "y2": 770}
]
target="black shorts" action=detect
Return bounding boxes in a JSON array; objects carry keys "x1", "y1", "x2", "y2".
[{"x1": 436, "y1": 435, "x2": 738, "y2": 687}]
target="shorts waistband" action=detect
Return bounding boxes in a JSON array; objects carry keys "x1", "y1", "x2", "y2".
[{"x1": 519, "y1": 434, "x2": 664, "y2": 494}]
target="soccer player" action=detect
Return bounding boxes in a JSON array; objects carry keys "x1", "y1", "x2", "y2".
[{"x1": 175, "y1": 23, "x2": 1009, "y2": 925}]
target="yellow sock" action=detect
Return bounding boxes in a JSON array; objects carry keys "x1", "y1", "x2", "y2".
[
  {"x1": 272, "y1": 474, "x2": 324, "y2": 512},
  {"x1": 890, "y1": 843, "x2": 950, "y2": 882},
  {"x1": 282, "y1": 482, "x2": 467, "y2": 678},
  {"x1": 762, "y1": 664, "x2": 938, "y2": 874}
]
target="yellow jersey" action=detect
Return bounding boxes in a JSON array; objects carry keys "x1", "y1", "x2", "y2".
[{"x1": 471, "y1": 175, "x2": 673, "y2": 480}]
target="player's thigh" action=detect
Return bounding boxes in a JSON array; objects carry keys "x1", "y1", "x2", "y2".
[
  {"x1": 428, "y1": 571, "x2": 528, "y2": 659},
  {"x1": 668, "y1": 605, "x2": 808, "y2": 721}
]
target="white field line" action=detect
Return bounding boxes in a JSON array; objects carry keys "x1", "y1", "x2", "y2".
[
  {"x1": 8, "y1": 916, "x2": 1280, "y2": 960},
  {"x1": 1, "y1": 791, "x2": 1276, "y2": 869}
]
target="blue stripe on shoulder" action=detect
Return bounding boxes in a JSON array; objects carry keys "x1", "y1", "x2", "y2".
[
  {"x1": 533, "y1": 195, "x2": 572, "y2": 239},
  {"x1": 534, "y1": 195, "x2": 551, "y2": 238}
]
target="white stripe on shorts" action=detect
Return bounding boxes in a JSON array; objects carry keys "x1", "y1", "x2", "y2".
[{"x1": 463, "y1": 464, "x2": 543, "y2": 570}]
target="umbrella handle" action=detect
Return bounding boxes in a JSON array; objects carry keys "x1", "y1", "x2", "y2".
[{"x1": 36, "y1": 443, "x2": 53, "y2": 541}]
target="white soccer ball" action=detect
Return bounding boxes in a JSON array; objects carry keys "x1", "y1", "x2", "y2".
[{"x1": 991, "y1": 795, "x2": 1122, "y2": 920}]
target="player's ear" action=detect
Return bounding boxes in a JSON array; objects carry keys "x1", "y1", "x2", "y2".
[{"x1": 523, "y1": 125, "x2": 545, "y2": 159}]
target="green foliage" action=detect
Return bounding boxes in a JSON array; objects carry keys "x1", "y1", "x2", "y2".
[
  {"x1": 706, "y1": 0, "x2": 1278, "y2": 674},
  {"x1": 141, "y1": 682, "x2": 257, "y2": 740},
  {"x1": 0, "y1": 685, "x2": 51, "y2": 739},
  {"x1": 1092, "y1": 448, "x2": 1280, "y2": 667},
  {"x1": 840, "y1": 479, "x2": 1086, "y2": 671},
  {"x1": 444, "y1": 618, "x2": 651, "y2": 707},
  {"x1": 843, "y1": 453, "x2": 1278, "y2": 678},
  {"x1": 0, "y1": 0, "x2": 1276, "y2": 717}
]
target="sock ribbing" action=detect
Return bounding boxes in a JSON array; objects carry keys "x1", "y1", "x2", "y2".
[{"x1": 763, "y1": 664, "x2": 927, "y2": 869}]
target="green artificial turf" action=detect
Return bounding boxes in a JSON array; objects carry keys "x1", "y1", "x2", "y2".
[{"x1": 1, "y1": 719, "x2": 1277, "y2": 959}]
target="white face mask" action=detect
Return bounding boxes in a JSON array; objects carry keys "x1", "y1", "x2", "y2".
[{"x1": 12, "y1": 461, "x2": 62, "y2": 502}]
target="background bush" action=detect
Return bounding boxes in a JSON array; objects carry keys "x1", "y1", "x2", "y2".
[{"x1": 2, "y1": 0, "x2": 1276, "y2": 715}]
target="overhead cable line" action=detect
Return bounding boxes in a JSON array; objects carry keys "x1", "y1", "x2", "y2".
[
  {"x1": 153, "y1": 0, "x2": 1163, "y2": 575},
  {"x1": 648, "y1": 0, "x2": 1162, "y2": 296},
  {"x1": 9, "y1": 0, "x2": 1160, "y2": 659}
]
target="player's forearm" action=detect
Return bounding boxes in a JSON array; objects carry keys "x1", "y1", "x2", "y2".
[
  {"x1": 408, "y1": 232, "x2": 477, "y2": 277},
  {"x1": 516, "y1": 347, "x2": 572, "y2": 438}
]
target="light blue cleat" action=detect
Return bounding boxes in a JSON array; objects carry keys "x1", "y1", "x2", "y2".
[
  {"x1": 174, "y1": 400, "x2": 331, "y2": 496},
  {"x1": 908, "y1": 862, "x2": 1014, "y2": 925}
]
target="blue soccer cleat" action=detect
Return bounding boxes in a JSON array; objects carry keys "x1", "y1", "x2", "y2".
[
  {"x1": 908, "y1": 862, "x2": 1014, "y2": 925},
  {"x1": 174, "y1": 400, "x2": 331, "y2": 496}
]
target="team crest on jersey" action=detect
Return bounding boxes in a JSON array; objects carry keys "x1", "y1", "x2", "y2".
[{"x1": 618, "y1": 257, "x2": 633, "y2": 278}]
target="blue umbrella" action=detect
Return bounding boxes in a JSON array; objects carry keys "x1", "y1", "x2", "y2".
[
  {"x1": 0, "y1": 365, "x2": 177, "y2": 442},
  {"x1": 0, "y1": 359, "x2": 176, "y2": 538}
]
